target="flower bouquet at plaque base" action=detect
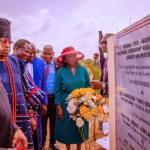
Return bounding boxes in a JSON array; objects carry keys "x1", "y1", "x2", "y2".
[{"x1": 66, "y1": 88, "x2": 109, "y2": 149}]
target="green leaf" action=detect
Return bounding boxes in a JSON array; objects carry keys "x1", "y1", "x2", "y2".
[{"x1": 80, "y1": 59, "x2": 102, "y2": 80}]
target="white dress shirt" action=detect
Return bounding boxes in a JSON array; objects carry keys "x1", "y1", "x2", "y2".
[{"x1": 26, "y1": 63, "x2": 33, "y2": 78}]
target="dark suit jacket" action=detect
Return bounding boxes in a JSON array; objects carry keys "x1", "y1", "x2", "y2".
[
  {"x1": 99, "y1": 48, "x2": 109, "y2": 97},
  {"x1": 53, "y1": 59, "x2": 62, "y2": 76},
  {"x1": 0, "y1": 78, "x2": 19, "y2": 149}
]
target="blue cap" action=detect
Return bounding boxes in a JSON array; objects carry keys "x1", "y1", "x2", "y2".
[
  {"x1": 0, "y1": 18, "x2": 9, "y2": 38},
  {"x1": 4, "y1": 19, "x2": 11, "y2": 39}
]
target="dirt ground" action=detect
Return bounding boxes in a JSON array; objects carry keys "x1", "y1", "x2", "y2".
[{"x1": 42, "y1": 120, "x2": 107, "y2": 150}]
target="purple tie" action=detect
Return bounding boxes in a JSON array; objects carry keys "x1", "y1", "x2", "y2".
[{"x1": 46, "y1": 63, "x2": 50, "y2": 80}]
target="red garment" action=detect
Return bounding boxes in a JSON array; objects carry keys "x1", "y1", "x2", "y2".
[{"x1": 46, "y1": 63, "x2": 50, "y2": 79}]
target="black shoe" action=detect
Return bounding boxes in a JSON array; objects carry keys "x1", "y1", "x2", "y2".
[{"x1": 49, "y1": 144, "x2": 61, "y2": 150}]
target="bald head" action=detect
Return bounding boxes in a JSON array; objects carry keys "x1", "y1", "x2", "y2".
[
  {"x1": 43, "y1": 45, "x2": 53, "y2": 51},
  {"x1": 43, "y1": 44, "x2": 55, "y2": 63}
]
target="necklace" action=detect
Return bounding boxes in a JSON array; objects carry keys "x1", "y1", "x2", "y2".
[{"x1": 69, "y1": 66, "x2": 76, "y2": 71}]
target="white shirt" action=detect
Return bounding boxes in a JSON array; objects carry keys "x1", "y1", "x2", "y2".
[{"x1": 26, "y1": 63, "x2": 33, "y2": 78}]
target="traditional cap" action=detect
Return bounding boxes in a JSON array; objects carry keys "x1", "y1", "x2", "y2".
[
  {"x1": 0, "y1": 18, "x2": 9, "y2": 38},
  {"x1": 4, "y1": 19, "x2": 11, "y2": 39},
  {"x1": 94, "y1": 53, "x2": 99, "y2": 56},
  {"x1": 57, "y1": 46, "x2": 84, "y2": 63}
]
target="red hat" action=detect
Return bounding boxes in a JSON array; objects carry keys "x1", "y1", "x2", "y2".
[
  {"x1": 57, "y1": 46, "x2": 84, "y2": 63},
  {"x1": 94, "y1": 53, "x2": 99, "y2": 56}
]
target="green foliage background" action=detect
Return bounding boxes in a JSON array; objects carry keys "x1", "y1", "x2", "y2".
[{"x1": 79, "y1": 59, "x2": 101, "y2": 80}]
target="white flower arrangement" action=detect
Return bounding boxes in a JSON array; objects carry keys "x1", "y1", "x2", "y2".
[{"x1": 66, "y1": 88, "x2": 109, "y2": 128}]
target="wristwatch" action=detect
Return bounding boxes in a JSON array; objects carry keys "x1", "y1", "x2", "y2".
[{"x1": 102, "y1": 82, "x2": 105, "y2": 89}]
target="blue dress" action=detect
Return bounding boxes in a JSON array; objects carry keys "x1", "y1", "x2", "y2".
[
  {"x1": 0, "y1": 55, "x2": 45, "y2": 149},
  {"x1": 54, "y1": 65, "x2": 90, "y2": 144}
]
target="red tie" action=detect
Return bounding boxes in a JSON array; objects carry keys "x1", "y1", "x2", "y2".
[{"x1": 46, "y1": 63, "x2": 50, "y2": 80}]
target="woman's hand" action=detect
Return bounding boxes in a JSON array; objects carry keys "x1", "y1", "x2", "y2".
[
  {"x1": 30, "y1": 117, "x2": 37, "y2": 134},
  {"x1": 57, "y1": 104, "x2": 64, "y2": 120},
  {"x1": 12, "y1": 129, "x2": 28, "y2": 150}
]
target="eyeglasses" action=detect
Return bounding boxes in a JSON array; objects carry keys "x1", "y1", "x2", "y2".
[{"x1": 0, "y1": 39, "x2": 13, "y2": 45}]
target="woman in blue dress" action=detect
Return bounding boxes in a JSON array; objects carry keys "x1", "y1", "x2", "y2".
[{"x1": 55, "y1": 47, "x2": 90, "y2": 150}]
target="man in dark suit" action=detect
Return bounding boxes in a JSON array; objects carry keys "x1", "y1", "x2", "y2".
[
  {"x1": 90, "y1": 33, "x2": 114, "y2": 97},
  {"x1": 90, "y1": 33, "x2": 113, "y2": 130},
  {"x1": 42, "y1": 45, "x2": 61, "y2": 150},
  {"x1": 25, "y1": 43, "x2": 48, "y2": 150}
]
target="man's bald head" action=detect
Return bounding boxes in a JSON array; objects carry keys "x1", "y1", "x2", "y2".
[
  {"x1": 43, "y1": 45, "x2": 53, "y2": 51},
  {"x1": 43, "y1": 44, "x2": 55, "y2": 63}
]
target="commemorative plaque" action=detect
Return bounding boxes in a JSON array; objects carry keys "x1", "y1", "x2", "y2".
[{"x1": 114, "y1": 14, "x2": 150, "y2": 150}]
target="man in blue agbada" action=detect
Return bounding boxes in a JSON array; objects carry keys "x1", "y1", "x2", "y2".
[
  {"x1": 0, "y1": 18, "x2": 45, "y2": 150},
  {"x1": 0, "y1": 18, "x2": 28, "y2": 150}
]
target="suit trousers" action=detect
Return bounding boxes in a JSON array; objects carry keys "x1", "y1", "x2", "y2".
[
  {"x1": 41, "y1": 95, "x2": 56, "y2": 145},
  {"x1": 33, "y1": 129, "x2": 39, "y2": 150}
]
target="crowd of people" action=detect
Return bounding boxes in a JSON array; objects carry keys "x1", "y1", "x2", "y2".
[{"x1": 0, "y1": 18, "x2": 113, "y2": 150}]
